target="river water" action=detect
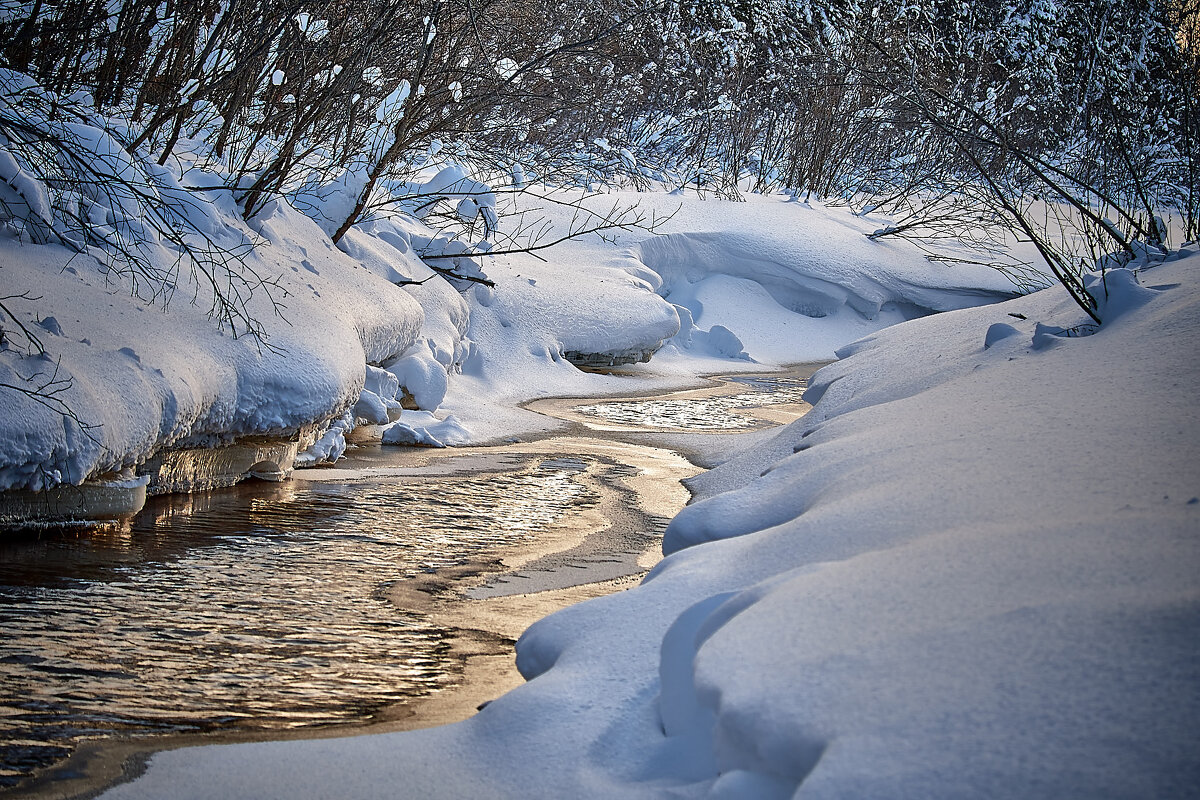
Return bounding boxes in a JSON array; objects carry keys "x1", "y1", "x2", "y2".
[{"x1": 0, "y1": 370, "x2": 815, "y2": 794}]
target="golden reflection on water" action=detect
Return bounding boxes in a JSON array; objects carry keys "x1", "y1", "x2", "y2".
[
  {"x1": 0, "y1": 373, "x2": 809, "y2": 789},
  {"x1": 574, "y1": 375, "x2": 809, "y2": 430},
  {"x1": 0, "y1": 456, "x2": 596, "y2": 788}
]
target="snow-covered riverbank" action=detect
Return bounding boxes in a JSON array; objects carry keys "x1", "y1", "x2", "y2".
[
  {"x1": 92, "y1": 248, "x2": 1199, "y2": 798},
  {"x1": 0, "y1": 178, "x2": 1013, "y2": 501}
]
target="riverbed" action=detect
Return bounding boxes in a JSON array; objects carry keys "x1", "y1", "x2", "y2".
[{"x1": 0, "y1": 367, "x2": 819, "y2": 799}]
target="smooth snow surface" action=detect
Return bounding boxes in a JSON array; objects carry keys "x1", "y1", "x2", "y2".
[
  {"x1": 633, "y1": 195, "x2": 1017, "y2": 366},
  {"x1": 435, "y1": 191, "x2": 1017, "y2": 440},
  {"x1": 99, "y1": 252, "x2": 1199, "y2": 799}
]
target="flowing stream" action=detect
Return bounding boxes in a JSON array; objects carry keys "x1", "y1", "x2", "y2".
[{"x1": 0, "y1": 369, "x2": 816, "y2": 795}]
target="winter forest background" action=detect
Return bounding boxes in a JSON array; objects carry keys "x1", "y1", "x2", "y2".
[{"x1": 1, "y1": 0, "x2": 1196, "y2": 353}]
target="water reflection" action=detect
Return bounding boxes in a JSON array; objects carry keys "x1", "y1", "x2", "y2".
[
  {"x1": 574, "y1": 375, "x2": 809, "y2": 430},
  {"x1": 0, "y1": 456, "x2": 596, "y2": 787}
]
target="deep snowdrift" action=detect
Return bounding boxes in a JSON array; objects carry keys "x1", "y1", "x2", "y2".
[
  {"x1": 98, "y1": 253, "x2": 1199, "y2": 799},
  {"x1": 630, "y1": 194, "x2": 1018, "y2": 366},
  {"x1": 436, "y1": 191, "x2": 1018, "y2": 439}
]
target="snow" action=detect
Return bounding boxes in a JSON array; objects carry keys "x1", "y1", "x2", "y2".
[
  {"x1": 630, "y1": 196, "x2": 1018, "y2": 365},
  {"x1": 415, "y1": 164, "x2": 500, "y2": 236},
  {"x1": 0, "y1": 148, "x2": 53, "y2": 238},
  {"x1": 376, "y1": 80, "x2": 411, "y2": 122},
  {"x1": 11, "y1": 117, "x2": 1160, "y2": 793},
  {"x1": 92, "y1": 228, "x2": 1199, "y2": 797},
  {"x1": 0, "y1": 172, "x2": 424, "y2": 491},
  {"x1": 0, "y1": 138, "x2": 1020, "y2": 490},
  {"x1": 380, "y1": 410, "x2": 470, "y2": 448},
  {"x1": 428, "y1": 190, "x2": 1016, "y2": 441},
  {"x1": 291, "y1": 165, "x2": 370, "y2": 237},
  {"x1": 0, "y1": 5, "x2": 1190, "y2": 795}
]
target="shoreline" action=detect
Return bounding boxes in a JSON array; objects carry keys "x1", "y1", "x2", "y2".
[{"x1": 9, "y1": 444, "x2": 696, "y2": 800}]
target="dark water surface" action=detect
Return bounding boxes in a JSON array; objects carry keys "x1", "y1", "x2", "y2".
[{"x1": 0, "y1": 455, "x2": 595, "y2": 787}]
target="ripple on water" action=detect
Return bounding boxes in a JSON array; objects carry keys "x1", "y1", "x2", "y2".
[
  {"x1": 574, "y1": 375, "x2": 809, "y2": 430},
  {"x1": 0, "y1": 456, "x2": 598, "y2": 787}
]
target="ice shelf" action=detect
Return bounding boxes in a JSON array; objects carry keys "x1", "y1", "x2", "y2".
[{"x1": 0, "y1": 473, "x2": 150, "y2": 528}]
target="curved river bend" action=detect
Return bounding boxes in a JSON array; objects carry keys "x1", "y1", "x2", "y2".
[{"x1": 0, "y1": 368, "x2": 817, "y2": 796}]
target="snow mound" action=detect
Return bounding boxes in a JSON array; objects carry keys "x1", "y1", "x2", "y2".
[
  {"x1": 643, "y1": 257, "x2": 1200, "y2": 796},
  {"x1": 434, "y1": 190, "x2": 1023, "y2": 442},
  {"x1": 381, "y1": 411, "x2": 469, "y2": 448},
  {"x1": 0, "y1": 177, "x2": 423, "y2": 491},
  {"x1": 636, "y1": 211, "x2": 1018, "y2": 364}
]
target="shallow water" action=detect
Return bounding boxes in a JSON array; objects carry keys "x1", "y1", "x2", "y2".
[
  {"x1": 572, "y1": 375, "x2": 808, "y2": 430},
  {"x1": 0, "y1": 456, "x2": 595, "y2": 787},
  {"x1": 0, "y1": 371, "x2": 811, "y2": 791}
]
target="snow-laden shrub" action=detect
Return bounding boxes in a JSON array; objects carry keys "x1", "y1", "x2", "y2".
[
  {"x1": 0, "y1": 69, "x2": 278, "y2": 342},
  {"x1": 415, "y1": 165, "x2": 499, "y2": 238}
]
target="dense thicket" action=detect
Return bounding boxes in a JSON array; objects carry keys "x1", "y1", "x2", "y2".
[
  {"x1": 656, "y1": 0, "x2": 1200, "y2": 317},
  {"x1": 0, "y1": 0, "x2": 1195, "y2": 317}
]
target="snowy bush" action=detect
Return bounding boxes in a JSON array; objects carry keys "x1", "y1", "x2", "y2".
[{"x1": 0, "y1": 69, "x2": 279, "y2": 342}]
